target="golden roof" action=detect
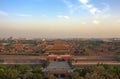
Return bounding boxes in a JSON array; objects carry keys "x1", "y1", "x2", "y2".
[{"x1": 46, "y1": 45, "x2": 69, "y2": 50}]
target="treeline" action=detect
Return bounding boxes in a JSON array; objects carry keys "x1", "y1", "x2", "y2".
[
  {"x1": 71, "y1": 65, "x2": 120, "y2": 79},
  {"x1": 0, "y1": 64, "x2": 43, "y2": 79},
  {"x1": 0, "y1": 39, "x2": 37, "y2": 45},
  {"x1": 0, "y1": 64, "x2": 120, "y2": 79}
]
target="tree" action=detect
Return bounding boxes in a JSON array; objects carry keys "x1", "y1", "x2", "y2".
[
  {"x1": 23, "y1": 71, "x2": 33, "y2": 79},
  {"x1": 6, "y1": 68, "x2": 20, "y2": 79},
  {"x1": 71, "y1": 71, "x2": 81, "y2": 79},
  {"x1": 47, "y1": 73, "x2": 56, "y2": 79},
  {"x1": 16, "y1": 65, "x2": 31, "y2": 74},
  {"x1": 32, "y1": 65, "x2": 43, "y2": 79},
  {"x1": 32, "y1": 65, "x2": 42, "y2": 74},
  {"x1": 32, "y1": 73, "x2": 43, "y2": 79},
  {"x1": 0, "y1": 68, "x2": 7, "y2": 79},
  {"x1": 85, "y1": 65, "x2": 119, "y2": 79}
]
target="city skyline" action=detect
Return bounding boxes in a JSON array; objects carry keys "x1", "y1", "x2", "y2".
[{"x1": 0, "y1": 0, "x2": 120, "y2": 38}]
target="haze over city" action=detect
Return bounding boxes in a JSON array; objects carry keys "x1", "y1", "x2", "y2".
[{"x1": 0, "y1": 0, "x2": 120, "y2": 38}]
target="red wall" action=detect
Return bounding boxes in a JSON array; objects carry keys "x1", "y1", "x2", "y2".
[{"x1": 48, "y1": 56, "x2": 71, "y2": 61}]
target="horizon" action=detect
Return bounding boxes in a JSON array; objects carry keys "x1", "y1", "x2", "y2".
[
  {"x1": 1, "y1": 36, "x2": 120, "y2": 40},
  {"x1": 0, "y1": 0, "x2": 120, "y2": 38}
]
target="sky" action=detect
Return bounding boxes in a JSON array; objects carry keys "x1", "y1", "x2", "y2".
[{"x1": 0, "y1": 0, "x2": 120, "y2": 38}]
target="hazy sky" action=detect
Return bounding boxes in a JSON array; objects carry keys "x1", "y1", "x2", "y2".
[{"x1": 0, "y1": 0, "x2": 120, "y2": 38}]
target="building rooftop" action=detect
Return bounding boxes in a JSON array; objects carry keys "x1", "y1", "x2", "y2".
[
  {"x1": 46, "y1": 45, "x2": 69, "y2": 50},
  {"x1": 46, "y1": 61, "x2": 71, "y2": 70}
]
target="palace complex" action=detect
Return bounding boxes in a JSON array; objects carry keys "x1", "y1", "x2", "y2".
[{"x1": 45, "y1": 39, "x2": 72, "y2": 61}]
